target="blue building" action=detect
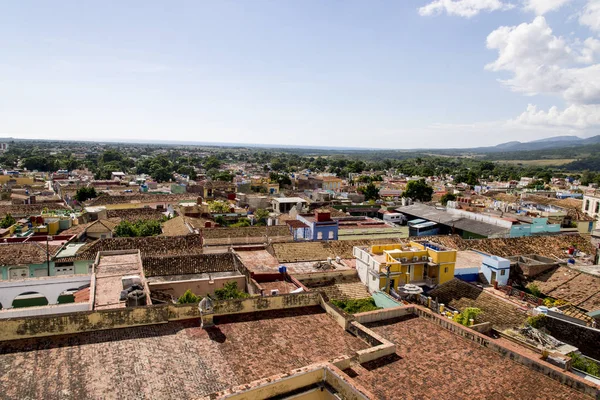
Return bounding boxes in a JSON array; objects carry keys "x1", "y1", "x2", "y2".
[{"x1": 294, "y1": 210, "x2": 339, "y2": 241}]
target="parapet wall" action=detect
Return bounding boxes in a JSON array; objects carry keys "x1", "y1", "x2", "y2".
[{"x1": 0, "y1": 292, "x2": 323, "y2": 342}]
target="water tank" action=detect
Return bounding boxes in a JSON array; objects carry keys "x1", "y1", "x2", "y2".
[
  {"x1": 278, "y1": 265, "x2": 287, "y2": 274},
  {"x1": 126, "y1": 290, "x2": 146, "y2": 307}
]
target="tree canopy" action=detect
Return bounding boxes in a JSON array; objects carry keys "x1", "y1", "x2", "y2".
[{"x1": 403, "y1": 179, "x2": 433, "y2": 202}]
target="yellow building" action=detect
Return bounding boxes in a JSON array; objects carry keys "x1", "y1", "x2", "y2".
[
  {"x1": 320, "y1": 176, "x2": 342, "y2": 191},
  {"x1": 353, "y1": 240, "x2": 457, "y2": 293}
]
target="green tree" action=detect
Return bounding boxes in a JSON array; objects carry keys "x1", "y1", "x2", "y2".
[
  {"x1": 230, "y1": 218, "x2": 251, "y2": 227},
  {"x1": 203, "y1": 156, "x2": 221, "y2": 170},
  {"x1": 214, "y1": 282, "x2": 248, "y2": 300},
  {"x1": 177, "y1": 290, "x2": 201, "y2": 304},
  {"x1": 269, "y1": 172, "x2": 291, "y2": 186},
  {"x1": 114, "y1": 219, "x2": 163, "y2": 237},
  {"x1": 358, "y1": 182, "x2": 380, "y2": 201},
  {"x1": 74, "y1": 187, "x2": 98, "y2": 202},
  {"x1": 403, "y1": 179, "x2": 433, "y2": 202},
  {"x1": 0, "y1": 213, "x2": 16, "y2": 229},
  {"x1": 440, "y1": 193, "x2": 456, "y2": 206},
  {"x1": 254, "y1": 208, "x2": 270, "y2": 225},
  {"x1": 114, "y1": 220, "x2": 138, "y2": 237},
  {"x1": 208, "y1": 200, "x2": 232, "y2": 213},
  {"x1": 151, "y1": 166, "x2": 173, "y2": 183}
]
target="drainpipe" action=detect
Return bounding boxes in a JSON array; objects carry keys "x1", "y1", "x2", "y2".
[
  {"x1": 384, "y1": 265, "x2": 391, "y2": 293},
  {"x1": 46, "y1": 235, "x2": 50, "y2": 276}
]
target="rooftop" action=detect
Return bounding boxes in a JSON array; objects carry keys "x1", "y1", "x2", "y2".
[
  {"x1": 0, "y1": 307, "x2": 367, "y2": 400},
  {"x1": 529, "y1": 265, "x2": 600, "y2": 311},
  {"x1": 94, "y1": 252, "x2": 145, "y2": 310},
  {"x1": 429, "y1": 279, "x2": 528, "y2": 330},
  {"x1": 398, "y1": 204, "x2": 511, "y2": 237},
  {"x1": 346, "y1": 315, "x2": 588, "y2": 400}
]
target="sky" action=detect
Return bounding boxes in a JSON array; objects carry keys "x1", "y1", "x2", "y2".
[{"x1": 0, "y1": 0, "x2": 599, "y2": 149}]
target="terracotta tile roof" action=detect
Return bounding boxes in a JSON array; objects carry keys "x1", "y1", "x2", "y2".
[
  {"x1": 0, "y1": 242, "x2": 63, "y2": 265},
  {"x1": 428, "y1": 279, "x2": 528, "y2": 330},
  {"x1": 106, "y1": 208, "x2": 167, "y2": 221},
  {"x1": 72, "y1": 234, "x2": 203, "y2": 260},
  {"x1": 85, "y1": 219, "x2": 119, "y2": 234},
  {"x1": 86, "y1": 193, "x2": 197, "y2": 206},
  {"x1": 529, "y1": 266, "x2": 600, "y2": 311},
  {"x1": 0, "y1": 307, "x2": 367, "y2": 399},
  {"x1": 349, "y1": 315, "x2": 588, "y2": 399},
  {"x1": 0, "y1": 203, "x2": 70, "y2": 217},
  {"x1": 285, "y1": 220, "x2": 308, "y2": 229},
  {"x1": 200, "y1": 225, "x2": 292, "y2": 239},
  {"x1": 160, "y1": 216, "x2": 193, "y2": 236}
]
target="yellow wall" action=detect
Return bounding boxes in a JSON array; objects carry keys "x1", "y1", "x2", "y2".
[
  {"x1": 47, "y1": 220, "x2": 60, "y2": 235},
  {"x1": 0, "y1": 176, "x2": 34, "y2": 185},
  {"x1": 373, "y1": 241, "x2": 457, "y2": 287}
]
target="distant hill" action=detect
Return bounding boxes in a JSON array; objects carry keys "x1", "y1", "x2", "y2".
[{"x1": 467, "y1": 135, "x2": 600, "y2": 153}]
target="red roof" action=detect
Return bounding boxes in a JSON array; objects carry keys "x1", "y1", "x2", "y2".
[{"x1": 285, "y1": 220, "x2": 309, "y2": 229}]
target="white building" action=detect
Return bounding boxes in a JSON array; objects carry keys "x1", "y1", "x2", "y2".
[{"x1": 583, "y1": 190, "x2": 600, "y2": 219}]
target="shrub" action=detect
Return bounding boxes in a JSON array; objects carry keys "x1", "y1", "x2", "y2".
[
  {"x1": 453, "y1": 307, "x2": 482, "y2": 326},
  {"x1": 527, "y1": 283, "x2": 542, "y2": 297},
  {"x1": 0, "y1": 213, "x2": 16, "y2": 229},
  {"x1": 571, "y1": 353, "x2": 600, "y2": 378},
  {"x1": 526, "y1": 314, "x2": 546, "y2": 329},
  {"x1": 214, "y1": 282, "x2": 248, "y2": 300},
  {"x1": 178, "y1": 290, "x2": 201, "y2": 304},
  {"x1": 331, "y1": 298, "x2": 380, "y2": 314}
]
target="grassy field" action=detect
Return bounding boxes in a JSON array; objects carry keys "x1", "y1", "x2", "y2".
[{"x1": 495, "y1": 159, "x2": 575, "y2": 166}]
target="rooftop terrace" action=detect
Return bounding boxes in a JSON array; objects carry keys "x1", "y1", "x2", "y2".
[
  {"x1": 345, "y1": 315, "x2": 588, "y2": 400},
  {"x1": 0, "y1": 307, "x2": 367, "y2": 400}
]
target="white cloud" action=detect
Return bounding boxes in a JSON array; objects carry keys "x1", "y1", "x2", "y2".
[
  {"x1": 485, "y1": 16, "x2": 600, "y2": 104},
  {"x1": 512, "y1": 103, "x2": 600, "y2": 128},
  {"x1": 418, "y1": 0, "x2": 514, "y2": 18},
  {"x1": 579, "y1": 0, "x2": 600, "y2": 32},
  {"x1": 523, "y1": 0, "x2": 572, "y2": 15}
]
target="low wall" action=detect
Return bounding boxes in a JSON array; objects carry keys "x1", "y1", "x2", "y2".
[
  {"x1": 542, "y1": 314, "x2": 600, "y2": 360},
  {"x1": 211, "y1": 292, "x2": 322, "y2": 316},
  {"x1": 149, "y1": 274, "x2": 246, "y2": 298},
  {"x1": 348, "y1": 321, "x2": 396, "y2": 364},
  {"x1": 0, "y1": 293, "x2": 323, "y2": 342},
  {"x1": 354, "y1": 306, "x2": 414, "y2": 324},
  {"x1": 0, "y1": 303, "x2": 89, "y2": 319},
  {"x1": 413, "y1": 306, "x2": 599, "y2": 398},
  {"x1": 0, "y1": 305, "x2": 171, "y2": 342}
]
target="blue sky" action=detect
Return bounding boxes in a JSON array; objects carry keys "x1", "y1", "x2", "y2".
[{"x1": 1, "y1": 0, "x2": 599, "y2": 148}]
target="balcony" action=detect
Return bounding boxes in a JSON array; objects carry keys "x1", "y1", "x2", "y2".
[{"x1": 409, "y1": 277, "x2": 438, "y2": 288}]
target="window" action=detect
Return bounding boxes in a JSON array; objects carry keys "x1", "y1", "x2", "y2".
[
  {"x1": 317, "y1": 231, "x2": 323, "y2": 240},
  {"x1": 500, "y1": 269, "x2": 506, "y2": 276},
  {"x1": 444, "y1": 267, "x2": 448, "y2": 273},
  {"x1": 586, "y1": 199, "x2": 590, "y2": 211},
  {"x1": 328, "y1": 231, "x2": 334, "y2": 239},
  {"x1": 596, "y1": 202, "x2": 599, "y2": 214}
]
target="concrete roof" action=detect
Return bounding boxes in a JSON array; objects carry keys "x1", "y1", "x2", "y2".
[
  {"x1": 398, "y1": 204, "x2": 510, "y2": 237},
  {"x1": 272, "y1": 197, "x2": 307, "y2": 203}
]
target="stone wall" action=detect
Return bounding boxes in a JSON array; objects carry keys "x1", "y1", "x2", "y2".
[
  {"x1": 142, "y1": 253, "x2": 237, "y2": 277},
  {"x1": 541, "y1": 314, "x2": 600, "y2": 360}
]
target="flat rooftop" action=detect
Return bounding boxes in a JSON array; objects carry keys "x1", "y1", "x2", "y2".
[
  {"x1": 455, "y1": 250, "x2": 485, "y2": 270},
  {"x1": 0, "y1": 307, "x2": 367, "y2": 400},
  {"x1": 94, "y1": 252, "x2": 143, "y2": 310},
  {"x1": 345, "y1": 315, "x2": 589, "y2": 400}
]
